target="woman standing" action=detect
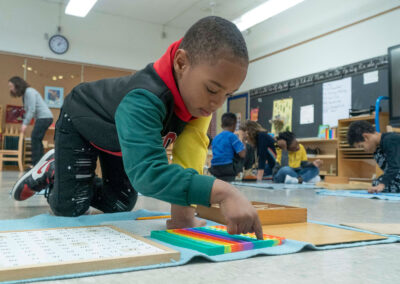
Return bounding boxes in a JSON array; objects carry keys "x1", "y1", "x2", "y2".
[
  {"x1": 240, "y1": 120, "x2": 277, "y2": 181},
  {"x1": 8, "y1": 76, "x2": 53, "y2": 166}
]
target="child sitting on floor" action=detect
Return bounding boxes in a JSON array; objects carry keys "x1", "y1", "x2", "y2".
[
  {"x1": 347, "y1": 120, "x2": 400, "y2": 193},
  {"x1": 209, "y1": 113, "x2": 246, "y2": 182},
  {"x1": 273, "y1": 131, "x2": 322, "y2": 184}
]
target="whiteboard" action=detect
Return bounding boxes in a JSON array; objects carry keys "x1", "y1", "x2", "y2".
[{"x1": 323, "y1": 78, "x2": 352, "y2": 127}]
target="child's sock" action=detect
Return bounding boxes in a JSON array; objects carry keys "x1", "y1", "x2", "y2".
[
  {"x1": 284, "y1": 175, "x2": 299, "y2": 184},
  {"x1": 304, "y1": 176, "x2": 321, "y2": 184}
]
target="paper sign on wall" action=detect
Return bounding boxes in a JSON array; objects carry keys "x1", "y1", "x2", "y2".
[
  {"x1": 323, "y1": 78, "x2": 352, "y2": 127},
  {"x1": 300, "y1": 104, "x2": 314, "y2": 124},
  {"x1": 363, "y1": 70, "x2": 379, "y2": 85}
]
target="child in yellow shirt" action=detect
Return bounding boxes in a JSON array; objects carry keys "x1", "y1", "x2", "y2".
[{"x1": 273, "y1": 131, "x2": 322, "y2": 184}]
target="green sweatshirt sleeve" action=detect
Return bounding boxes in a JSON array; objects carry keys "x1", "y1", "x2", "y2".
[{"x1": 115, "y1": 89, "x2": 215, "y2": 207}]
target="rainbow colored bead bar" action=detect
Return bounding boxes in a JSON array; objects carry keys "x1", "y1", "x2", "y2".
[{"x1": 151, "y1": 225, "x2": 285, "y2": 256}]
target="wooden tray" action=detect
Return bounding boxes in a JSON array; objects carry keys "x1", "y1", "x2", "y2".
[
  {"x1": 262, "y1": 222, "x2": 387, "y2": 246},
  {"x1": 0, "y1": 225, "x2": 180, "y2": 282},
  {"x1": 196, "y1": 202, "x2": 307, "y2": 225}
]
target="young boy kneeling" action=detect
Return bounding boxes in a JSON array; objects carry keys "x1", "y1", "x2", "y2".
[{"x1": 11, "y1": 16, "x2": 262, "y2": 238}]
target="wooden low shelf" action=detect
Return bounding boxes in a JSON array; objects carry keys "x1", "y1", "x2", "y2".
[
  {"x1": 297, "y1": 138, "x2": 337, "y2": 176},
  {"x1": 338, "y1": 114, "x2": 388, "y2": 180},
  {"x1": 307, "y1": 155, "x2": 336, "y2": 159}
]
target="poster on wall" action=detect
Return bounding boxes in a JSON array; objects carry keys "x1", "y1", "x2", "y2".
[
  {"x1": 322, "y1": 77, "x2": 351, "y2": 127},
  {"x1": 44, "y1": 86, "x2": 64, "y2": 108},
  {"x1": 271, "y1": 98, "x2": 293, "y2": 135},
  {"x1": 250, "y1": 108, "x2": 259, "y2": 121}
]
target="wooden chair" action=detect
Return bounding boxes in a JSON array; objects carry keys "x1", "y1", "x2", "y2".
[{"x1": 0, "y1": 132, "x2": 24, "y2": 171}]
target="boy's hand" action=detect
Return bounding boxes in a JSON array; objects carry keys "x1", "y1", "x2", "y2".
[
  {"x1": 210, "y1": 179, "x2": 263, "y2": 239},
  {"x1": 368, "y1": 183, "x2": 385, "y2": 193},
  {"x1": 276, "y1": 139, "x2": 287, "y2": 150}
]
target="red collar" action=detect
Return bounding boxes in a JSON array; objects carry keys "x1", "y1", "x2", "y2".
[{"x1": 153, "y1": 39, "x2": 193, "y2": 122}]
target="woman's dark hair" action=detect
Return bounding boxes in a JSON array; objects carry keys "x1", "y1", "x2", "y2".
[
  {"x1": 239, "y1": 120, "x2": 266, "y2": 146},
  {"x1": 276, "y1": 131, "x2": 296, "y2": 147},
  {"x1": 9, "y1": 76, "x2": 29, "y2": 97}
]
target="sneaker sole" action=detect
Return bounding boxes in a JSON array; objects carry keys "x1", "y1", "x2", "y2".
[{"x1": 10, "y1": 149, "x2": 55, "y2": 199}]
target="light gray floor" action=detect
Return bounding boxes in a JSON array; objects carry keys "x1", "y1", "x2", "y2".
[{"x1": 1, "y1": 171, "x2": 399, "y2": 284}]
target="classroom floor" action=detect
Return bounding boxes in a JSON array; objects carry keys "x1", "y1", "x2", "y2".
[{"x1": 1, "y1": 171, "x2": 399, "y2": 284}]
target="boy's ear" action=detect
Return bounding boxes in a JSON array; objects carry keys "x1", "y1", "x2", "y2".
[
  {"x1": 362, "y1": 133, "x2": 370, "y2": 141},
  {"x1": 173, "y1": 49, "x2": 190, "y2": 76}
]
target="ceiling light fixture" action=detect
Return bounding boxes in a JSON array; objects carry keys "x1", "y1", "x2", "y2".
[
  {"x1": 233, "y1": 0, "x2": 304, "y2": 32},
  {"x1": 65, "y1": 0, "x2": 98, "y2": 17}
]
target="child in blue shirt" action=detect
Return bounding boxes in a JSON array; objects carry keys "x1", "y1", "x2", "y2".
[{"x1": 210, "y1": 113, "x2": 245, "y2": 181}]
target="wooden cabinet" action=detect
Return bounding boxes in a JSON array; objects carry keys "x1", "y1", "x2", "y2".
[
  {"x1": 337, "y1": 113, "x2": 388, "y2": 181},
  {"x1": 297, "y1": 138, "x2": 337, "y2": 176}
]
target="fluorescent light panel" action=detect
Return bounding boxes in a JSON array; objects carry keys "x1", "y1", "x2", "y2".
[
  {"x1": 234, "y1": 0, "x2": 304, "y2": 31},
  {"x1": 65, "y1": 0, "x2": 98, "y2": 17}
]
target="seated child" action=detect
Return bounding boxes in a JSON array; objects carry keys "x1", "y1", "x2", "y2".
[
  {"x1": 347, "y1": 120, "x2": 400, "y2": 193},
  {"x1": 209, "y1": 113, "x2": 246, "y2": 182},
  {"x1": 10, "y1": 16, "x2": 263, "y2": 238},
  {"x1": 273, "y1": 131, "x2": 322, "y2": 184},
  {"x1": 240, "y1": 120, "x2": 276, "y2": 181}
]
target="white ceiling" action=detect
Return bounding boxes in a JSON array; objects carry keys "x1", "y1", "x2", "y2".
[
  {"x1": 45, "y1": 0, "x2": 400, "y2": 30},
  {"x1": 45, "y1": 0, "x2": 270, "y2": 28}
]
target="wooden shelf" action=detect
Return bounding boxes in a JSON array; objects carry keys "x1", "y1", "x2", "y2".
[
  {"x1": 320, "y1": 173, "x2": 336, "y2": 176},
  {"x1": 308, "y1": 155, "x2": 336, "y2": 159},
  {"x1": 297, "y1": 137, "x2": 338, "y2": 176},
  {"x1": 298, "y1": 138, "x2": 337, "y2": 142},
  {"x1": 337, "y1": 113, "x2": 388, "y2": 179}
]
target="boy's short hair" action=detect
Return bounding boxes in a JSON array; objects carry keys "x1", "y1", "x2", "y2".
[
  {"x1": 221, "y1": 112, "x2": 237, "y2": 128},
  {"x1": 277, "y1": 131, "x2": 296, "y2": 147},
  {"x1": 347, "y1": 121, "x2": 375, "y2": 146},
  {"x1": 180, "y1": 16, "x2": 248, "y2": 66}
]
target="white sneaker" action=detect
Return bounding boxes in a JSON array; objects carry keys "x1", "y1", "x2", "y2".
[
  {"x1": 305, "y1": 175, "x2": 321, "y2": 184},
  {"x1": 284, "y1": 175, "x2": 299, "y2": 184}
]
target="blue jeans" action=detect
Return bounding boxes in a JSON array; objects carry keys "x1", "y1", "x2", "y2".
[{"x1": 273, "y1": 166, "x2": 319, "y2": 183}]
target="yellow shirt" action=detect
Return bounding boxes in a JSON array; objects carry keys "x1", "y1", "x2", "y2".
[
  {"x1": 276, "y1": 143, "x2": 307, "y2": 168},
  {"x1": 172, "y1": 116, "x2": 212, "y2": 174}
]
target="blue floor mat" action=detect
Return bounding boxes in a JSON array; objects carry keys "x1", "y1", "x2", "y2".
[
  {"x1": 1, "y1": 210, "x2": 398, "y2": 284},
  {"x1": 232, "y1": 181, "x2": 322, "y2": 189},
  {"x1": 316, "y1": 189, "x2": 400, "y2": 201}
]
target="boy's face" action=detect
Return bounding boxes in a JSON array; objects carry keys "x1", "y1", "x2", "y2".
[
  {"x1": 288, "y1": 139, "x2": 300, "y2": 152},
  {"x1": 353, "y1": 133, "x2": 377, "y2": 152},
  {"x1": 174, "y1": 49, "x2": 247, "y2": 117}
]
